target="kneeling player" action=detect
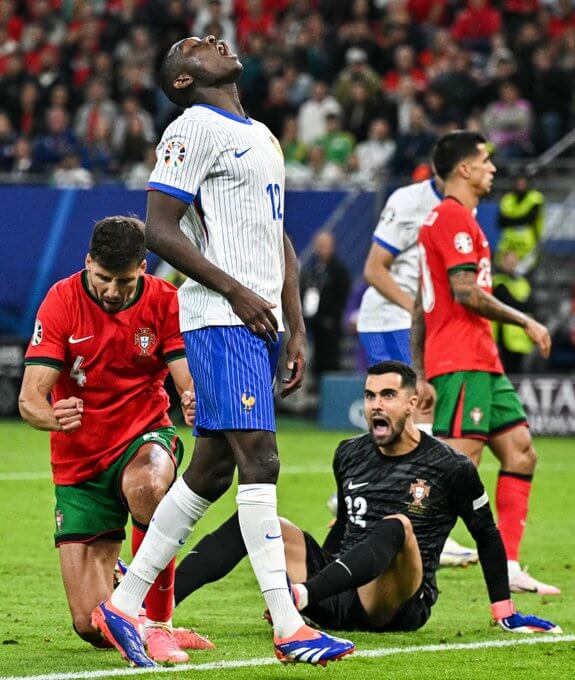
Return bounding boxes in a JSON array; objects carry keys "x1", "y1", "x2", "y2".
[
  {"x1": 174, "y1": 361, "x2": 561, "y2": 635},
  {"x1": 19, "y1": 217, "x2": 213, "y2": 662}
]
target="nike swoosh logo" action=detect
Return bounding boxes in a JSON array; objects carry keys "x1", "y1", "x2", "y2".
[
  {"x1": 178, "y1": 538, "x2": 186, "y2": 545},
  {"x1": 158, "y1": 585, "x2": 173, "y2": 592},
  {"x1": 68, "y1": 335, "x2": 94, "y2": 344},
  {"x1": 348, "y1": 481, "x2": 369, "y2": 490},
  {"x1": 265, "y1": 533, "x2": 282, "y2": 540},
  {"x1": 234, "y1": 147, "x2": 251, "y2": 158}
]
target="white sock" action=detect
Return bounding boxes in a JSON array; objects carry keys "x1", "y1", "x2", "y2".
[
  {"x1": 236, "y1": 483, "x2": 303, "y2": 639},
  {"x1": 293, "y1": 583, "x2": 309, "y2": 610},
  {"x1": 507, "y1": 559, "x2": 521, "y2": 581},
  {"x1": 111, "y1": 478, "x2": 211, "y2": 617},
  {"x1": 417, "y1": 423, "x2": 434, "y2": 436}
]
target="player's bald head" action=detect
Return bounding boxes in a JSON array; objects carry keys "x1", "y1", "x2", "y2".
[{"x1": 160, "y1": 41, "x2": 195, "y2": 107}]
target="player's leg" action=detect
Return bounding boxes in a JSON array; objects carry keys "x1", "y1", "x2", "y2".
[
  {"x1": 486, "y1": 376, "x2": 559, "y2": 595},
  {"x1": 432, "y1": 371, "x2": 489, "y2": 565},
  {"x1": 121, "y1": 439, "x2": 189, "y2": 662},
  {"x1": 60, "y1": 540, "x2": 121, "y2": 647},
  {"x1": 294, "y1": 515, "x2": 421, "y2": 624}
]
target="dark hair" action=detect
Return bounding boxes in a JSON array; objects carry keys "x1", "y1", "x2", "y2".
[
  {"x1": 367, "y1": 360, "x2": 417, "y2": 391},
  {"x1": 432, "y1": 131, "x2": 487, "y2": 180},
  {"x1": 160, "y1": 44, "x2": 195, "y2": 107},
  {"x1": 89, "y1": 216, "x2": 146, "y2": 271}
]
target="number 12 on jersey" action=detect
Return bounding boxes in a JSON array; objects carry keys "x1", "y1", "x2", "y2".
[{"x1": 266, "y1": 183, "x2": 283, "y2": 221}]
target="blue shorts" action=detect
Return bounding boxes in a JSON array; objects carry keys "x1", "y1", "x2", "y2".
[
  {"x1": 183, "y1": 326, "x2": 282, "y2": 435},
  {"x1": 358, "y1": 330, "x2": 412, "y2": 366}
]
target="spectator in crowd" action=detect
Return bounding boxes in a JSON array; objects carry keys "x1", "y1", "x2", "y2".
[
  {"x1": 298, "y1": 144, "x2": 343, "y2": 184},
  {"x1": 393, "y1": 105, "x2": 437, "y2": 176},
  {"x1": 422, "y1": 88, "x2": 463, "y2": 135},
  {"x1": 34, "y1": 107, "x2": 80, "y2": 169},
  {"x1": 11, "y1": 80, "x2": 44, "y2": 138},
  {"x1": 482, "y1": 81, "x2": 533, "y2": 158},
  {"x1": 296, "y1": 80, "x2": 341, "y2": 145},
  {"x1": 525, "y1": 45, "x2": 571, "y2": 151},
  {"x1": 193, "y1": 0, "x2": 237, "y2": 53},
  {"x1": 82, "y1": 118, "x2": 118, "y2": 177},
  {"x1": 283, "y1": 62, "x2": 313, "y2": 109},
  {"x1": 451, "y1": 0, "x2": 502, "y2": 53},
  {"x1": 315, "y1": 112, "x2": 355, "y2": 169},
  {"x1": 497, "y1": 172, "x2": 545, "y2": 275},
  {"x1": 74, "y1": 79, "x2": 118, "y2": 144},
  {"x1": 333, "y1": 47, "x2": 381, "y2": 108},
  {"x1": 124, "y1": 143, "x2": 157, "y2": 190},
  {"x1": 382, "y1": 45, "x2": 427, "y2": 94},
  {"x1": 52, "y1": 151, "x2": 93, "y2": 189},
  {"x1": 280, "y1": 115, "x2": 308, "y2": 167},
  {"x1": 354, "y1": 118, "x2": 396, "y2": 180},
  {"x1": 9, "y1": 136, "x2": 39, "y2": 178},
  {"x1": 342, "y1": 80, "x2": 383, "y2": 143},
  {"x1": 112, "y1": 95, "x2": 155, "y2": 156},
  {"x1": 0, "y1": 110, "x2": 16, "y2": 171},
  {"x1": 260, "y1": 76, "x2": 296, "y2": 139},
  {"x1": 115, "y1": 24, "x2": 157, "y2": 72},
  {"x1": 0, "y1": 52, "x2": 28, "y2": 119},
  {"x1": 300, "y1": 230, "x2": 351, "y2": 385},
  {"x1": 492, "y1": 249, "x2": 534, "y2": 374}
]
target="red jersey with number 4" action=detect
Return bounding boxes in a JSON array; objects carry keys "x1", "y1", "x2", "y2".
[
  {"x1": 417, "y1": 197, "x2": 503, "y2": 380},
  {"x1": 25, "y1": 272, "x2": 186, "y2": 485}
]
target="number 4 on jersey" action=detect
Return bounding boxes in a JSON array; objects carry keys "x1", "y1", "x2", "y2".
[{"x1": 70, "y1": 356, "x2": 86, "y2": 387}]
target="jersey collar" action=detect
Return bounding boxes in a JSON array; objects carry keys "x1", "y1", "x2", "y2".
[
  {"x1": 194, "y1": 103, "x2": 253, "y2": 125},
  {"x1": 81, "y1": 270, "x2": 145, "y2": 312},
  {"x1": 430, "y1": 178, "x2": 443, "y2": 200}
]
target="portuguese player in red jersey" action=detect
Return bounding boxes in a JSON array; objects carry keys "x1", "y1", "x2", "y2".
[
  {"x1": 19, "y1": 216, "x2": 213, "y2": 662},
  {"x1": 413, "y1": 131, "x2": 559, "y2": 596}
]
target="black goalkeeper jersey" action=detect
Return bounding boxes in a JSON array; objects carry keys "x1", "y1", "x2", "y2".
[{"x1": 326, "y1": 431, "x2": 509, "y2": 603}]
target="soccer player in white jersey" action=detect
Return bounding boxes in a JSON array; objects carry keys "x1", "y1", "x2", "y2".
[
  {"x1": 356, "y1": 176, "x2": 478, "y2": 568},
  {"x1": 92, "y1": 35, "x2": 354, "y2": 668}
]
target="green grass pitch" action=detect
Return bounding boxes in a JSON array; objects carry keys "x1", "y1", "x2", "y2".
[{"x1": 0, "y1": 418, "x2": 573, "y2": 679}]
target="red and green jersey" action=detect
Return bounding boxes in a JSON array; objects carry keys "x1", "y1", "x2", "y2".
[
  {"x1": 25, "y1": 272, "x2": 186, "y2": 485},
  {"x1": 417, "y1": 197, "x2": 503, "y2": 380}
]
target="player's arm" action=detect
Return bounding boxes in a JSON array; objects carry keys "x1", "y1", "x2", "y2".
[
  {"x1": 280, "y1": 231, "x2": 306, "y2": 397},
  {"x1": 411, "y1": 286, "x2": 435, "y2": 411},
  {"x1": 453, "y1": 460, "x2": 560, "y2": 633},
  {"x1": 145, "y1": 191, "x2": 278, "y2": 338},
  {"x1": 449, "y1": 269, "x2": 551, "y2": 358},
  {"x1": 363, "y1": 242, "x2": 413, "y2": 313},
  {"x1": 19, "y1": 365, "x2": 82, "y2": 432},
  {"x1": 167, "y1": 357, "x2": 195, "y2": 428}
]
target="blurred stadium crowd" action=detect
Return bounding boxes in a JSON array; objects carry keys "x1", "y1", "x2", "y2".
[{"x1": 1, "y1": 0, "x2": 575, "y2": 186}]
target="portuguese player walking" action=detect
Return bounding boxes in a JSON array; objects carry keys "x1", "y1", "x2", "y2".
[
  {"x1": 172, "y1": 362, "x2": 560, "y2": 636},
  {"x1": 19, "y1": 217, "x2": 212, "y2": 663},
  {"x1": 413, "y1": 131, "x2": 559, "y2": 595},
  {"x1": 92, "y1": 35, "x2": 354, "y2": 667}
]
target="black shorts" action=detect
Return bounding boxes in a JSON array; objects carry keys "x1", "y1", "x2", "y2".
[{"x1": 301, "y1": 531, "x2": 436, "y2": 632}]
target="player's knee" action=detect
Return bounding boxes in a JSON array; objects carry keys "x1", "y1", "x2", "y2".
[
  {"x1": 384, "y1": 513, "x2": 413, "y2": 539},
  {"x1": 238, "y1": 448, "x2": 280, "y2": 484},
  {"x1": 510, "y1": 433, "x2": 537, "y2": 474},
  {"x1": 126, "y1": 476, "x2": 170, "y2": 521}
]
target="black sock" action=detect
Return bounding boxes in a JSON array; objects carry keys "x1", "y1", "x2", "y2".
[
  {"x1": 304, "y1": 517, "x2": 406, "y2": 604},
  {"x1": 174, "y1": 512, "x2": 247, "y2": 606}
]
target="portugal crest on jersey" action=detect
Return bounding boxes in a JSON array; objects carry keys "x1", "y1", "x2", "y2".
[
  {"x1": 409, "y1": 479, "x2": 430, "y2": 510},
  {"x1": 134, "y1": 328, "x2": 156, "y2": 356}
]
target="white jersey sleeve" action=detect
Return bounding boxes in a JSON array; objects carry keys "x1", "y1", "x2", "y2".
[
  {"x1": 148, "y1": 117, "x2": 220, "y2": 203},
  {"x1": 372, "y1": 188, "x2": 419, "y2": 256}
]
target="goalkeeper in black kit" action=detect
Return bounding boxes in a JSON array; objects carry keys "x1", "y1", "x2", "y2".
[{"x1": 174, "y1": 361, "x2": 561, "y2": 635}]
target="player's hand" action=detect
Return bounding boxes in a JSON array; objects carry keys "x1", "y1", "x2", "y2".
[
  {"x1": 496, "y1": 612, "x2": 562, "y2": 634},
  {"x1": 227, "y1": 284, "x2": 279, "y2": 341},
  {"x1": 180, "y1": 388, "x2": 196, "y2": 428},
  {"x1": 281, "y1": 330, "x2": 307, "y2": 397},
  {"x1": 416, "y1": 378, "x2": 435, "y2": 413},
  {"x1": 53, "y1": 397, "x2": 83, "y2": 432},
  {"x1": 524, "y1": 318, "x2": 551, "y2": 359}
]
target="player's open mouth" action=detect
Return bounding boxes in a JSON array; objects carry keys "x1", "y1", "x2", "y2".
[
  {"x1": 217, "y1": 40, "x2": 236, "y2": 58},
  {"x1": 372, "y1": 415, "x2": 391, "y2": 437}
]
